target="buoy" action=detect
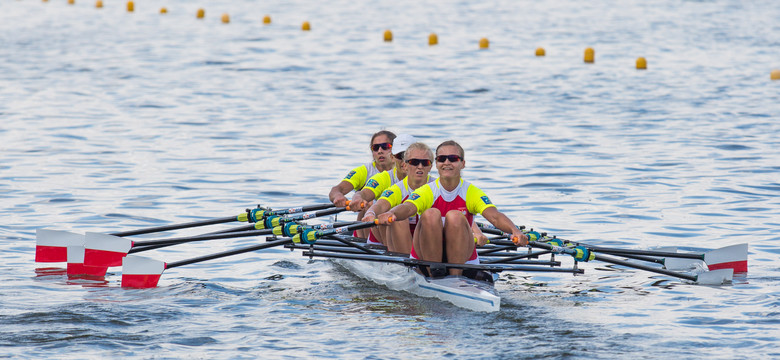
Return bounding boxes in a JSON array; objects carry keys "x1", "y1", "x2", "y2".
[
  {"x1": 197, "y1": 8, "x2": 205, "y2": 19},
  {"x1": 160, "y1": 7, "x2": 167, "y2": 14},
  {"x1": 221, "y1": 13, "x2": 230, "y2": 24},
  {"x1": 126, "y1": 1, "x2": 134, "y2": 12},
  {"x1": 68, "y1": 0, "x2": 74, "y2": 4},
  {"x1": 535, "y1": 47, "x2": 545, "y2": 56},
  {"x1": 428, "y1": 33, "x2": 438, "y2": 46},
  {"x1": 771, "y1": 69, "x2": 780, "y2": 80},
  {"x1": 263, "y1": 15, "x2": 271, "y2": 24},
  {"x1": 636, "y1": 57, "x2": 647, "y2": 70},
  {"x1": 95, "y1": 0, "x2": 102, "y2": 8},
  {"x1": 584, "y1": 47, "x2": 595, "y2": 63},
  {"x1": 384, "y1": 30, "x2": 393, "y2": 42},
  {"x1": 479, "y1": 38, "x2": 489, "y2": 49},
  {"x1": 302, "y1": 21, "x2": 311, "y2": 31},
  {"x1": 42, "y1": 0, "x2": 48, "y2": 2}
]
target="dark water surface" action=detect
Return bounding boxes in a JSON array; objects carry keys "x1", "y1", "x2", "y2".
[{"x1": 1, "y1": 0, "x2": 779, "y2": 358}]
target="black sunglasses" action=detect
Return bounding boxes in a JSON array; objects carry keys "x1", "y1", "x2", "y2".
[
  {"x1": 406, "y1": 158, "x2": 432, "y2": 166},
  {"x1": 394, "y1": 152, "x2": 404, "y2": 160},
  {"x1": 371, "y1": 143, "x2": 393, "y2": 152},
  {"x1": 436, "y1": 154, "x2": 462, "y2": 163}
]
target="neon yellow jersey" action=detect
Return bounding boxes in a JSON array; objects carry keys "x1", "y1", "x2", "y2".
[
  {"x1": 404, "y1": 178, "x2": 495, "y2": 225},
  {"x1": 341, "y1": 162, "x2": 381, "y2": 191},
  {"x1": 378, "y1": 175, "x2": 437, "y2": 207},
  {"x1": 363, "y1": 168, "x2": 403, "y2": 199}
]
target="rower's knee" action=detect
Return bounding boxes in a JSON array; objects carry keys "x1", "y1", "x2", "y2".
[
  {"x1": 420, "y1": 208, "x2": 441, "y2": 226},
  {"x1": 444, "y1": 210, "x2": 467, "y2": 226}
]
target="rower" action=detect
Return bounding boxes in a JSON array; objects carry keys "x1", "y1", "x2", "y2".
[
  {"x1": 361, "y1": 141, "x2": 436, "y2": 252},
  {"x1": 328, "y1": 130, "x2": 396, "y2": 239},
  {"x1": 376, "y1": 140, "x2": 527, "y2": 275}
]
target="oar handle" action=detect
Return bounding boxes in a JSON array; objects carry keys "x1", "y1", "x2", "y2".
[
  {"x1": 293, "y1": 221, "x2": 377, "y2": 244},
  {"x1": 111, "y1": 215, "x2": 241, "y2": 237}
]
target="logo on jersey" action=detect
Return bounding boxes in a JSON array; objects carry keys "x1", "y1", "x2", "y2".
[
  {"x1": 410, "y1": 193, "x2": 421, "y2": 201},
  {"x1": 345, "y1": 170, "x2": 356, "y2": 179},
  {"x1": 480, "y1": 196, "x2": 492, "y2": 205},
  {"x1": 367, "y1": 179, "x2": 379, "y2": 188},
  {"x1": 380, "y1": 189, "x2": 393, "y2": 198}
]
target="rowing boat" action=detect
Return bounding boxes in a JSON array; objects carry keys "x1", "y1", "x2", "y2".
[{"x1": 334, "y1": 258, "x2": 501, "y2": 312}]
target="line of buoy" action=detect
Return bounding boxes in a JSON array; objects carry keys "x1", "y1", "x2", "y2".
[
  {"x1": 384, "y1": 30, "x2": 393, "y2": 42},
  {"x1": 196, "y1": 8, "x2": 205, "y2": 19},
  {"x1": 95, "y1": 0, "x2": 102, "y2": 8},
  {"x1": 160, "y1": 7, "x2": 167, "y2": 14},
  {"x1": 535, "y1": 47, "x2": 545, "y2": 56},
  {"x1": 126, "y1": 1, "x2": 133, "y2": 12},
  {"x1": 221, "y1": 13, "x2": 230, "y2": 24},
  {"x1": 302, "y1": 21, "x2": 310, "y2": 31},
  {"x1": 636, "y1": 57, "x2": 647, "y2": 70},
  {"x1": 263, "y1": 15, "x2": 271, "y2": 24},
  {"x1": 772, "y1": 70, "x2": 780, "y2": 80},
  {"x1": 584, "y1": 47, "x2": 595, "y2": 63},
  {"x1": 68, "y1": 0, "x2": 74, "y2": 4},
  {"x1": 428, "y1": 33, "x2": 438, "y2": 46}
]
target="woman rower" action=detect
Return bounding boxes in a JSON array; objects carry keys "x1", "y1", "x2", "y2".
[
  {"x1": 375, "y1": 140, "x2": 527, "y2": 275},
  {"x1": 360, "y1": 141, "x2": 436, "y2": 253},
  {"x1": 328, "y1": 130, "x2": 396, "y2": 238}
]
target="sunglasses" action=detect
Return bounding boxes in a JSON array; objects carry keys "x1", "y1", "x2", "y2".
[
  {"x1": 371, "y1": 143, "x2": 393, "y2": 152},
  {"x1": 406, "y1": 158, "x2": 432, "y2": 167},
  {"x1": 436, "y1": 154, "x2": 462, "y2": 163},
  {"x1": 394, "y1": 152, "x2": 404, "y2": 160}
]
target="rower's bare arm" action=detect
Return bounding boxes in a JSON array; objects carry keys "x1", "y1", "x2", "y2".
[
  {"x1": 363, "y1": 198, "x2": 391, "y2": 223},
  {"x1": 482, "y1": 207, "x2": 528, "y2": 245},
  {"x1": 381, "y1": 202, "x2": 417, "y2": 224},
  {"x1": 472, "y1": 222, "x2": 489, "y2": 246},
  {"x1": 329, "y1": 181, "x2": 354, "y2": 207}
]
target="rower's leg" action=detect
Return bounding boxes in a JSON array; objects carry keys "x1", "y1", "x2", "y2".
[
  {"x1": 413, "y1": 208, "x2": 443, "y2": 262},
  {"x1": 388, "y1": 218, "x2": 412, "y2": 254},
  {"x1": 443, "y1": 210, "x2": 473, "y2": 276}
]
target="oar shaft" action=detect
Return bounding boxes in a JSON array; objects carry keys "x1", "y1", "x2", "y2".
[
  {"x1": 132, "y1": 229, "x2": 274, "y2": 248},
  {"x1": 112, "y1": 215, "x2": 240, "y2": 237},
  {"x1": 166, "y1": 238, "x2": 292, "y2": 269}
]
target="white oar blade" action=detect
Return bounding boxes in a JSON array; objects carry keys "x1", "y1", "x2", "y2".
[
  {"x1": 664, "y1": 257, "x2": 705, "y2": 271},
  {"x1": 66, "y1": 245, "x2": 108, "y2": 277},
  {"x1": 121, "y1": 255, "x2": 166, "y2": 288},
  {"x1": 35, "y1": 230, "x2": 84, "y2": 263},
  {"x1": 695, "y1": 268, "x2": 734, "y2": 285},
  {"x1": 704, "y1": 243, "x2": 748, "y2": 273},
  {"x1": 84, "y1": 232, "x2": 133, "y2": 267}
]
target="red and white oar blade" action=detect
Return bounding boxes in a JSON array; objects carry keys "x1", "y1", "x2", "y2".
[
  {"x1": 704, "y1": 243, "x2": 748, "y2": 273},
  {"x1": 66, "y1": 245, "x2": 109, "y2": 277},
  {"x1": 84, "y1": 232, "x2": 133, "y2": 267},
  {"x1": 121, "y1": 255, "x2": 166, "y2": 288},
  {"x1": 35, "y1": 229, "x2": 84, "y2": 262},
  {"x1": 695, "y1": 268, "x2": 734, "y2": 285}
]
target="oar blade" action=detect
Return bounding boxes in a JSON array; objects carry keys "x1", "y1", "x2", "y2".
[
  {"x1": 66, "y1": 245, "x2": 109, "y2": 277},
  {"x1": 84, "y1": 232, "x2": 133, "y2": 267},
  {"x1": 35, "y1": 230, "x2": 84, "y2": 262},
  {"x1": 695, "y1": 268, "x2": 734, "y2": 285},
  {"x1": 704, "y1": 243, "x2": 748, "y2": 273},
  {"x1": 121, "y1": 255, "x2": 166, "y2": 288}
]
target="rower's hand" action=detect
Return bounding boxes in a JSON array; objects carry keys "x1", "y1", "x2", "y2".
[
  {"x1": 475, "y1": 233, "x2": 489, "y2": 247},
  {"x1": 361, "y1": 210, "x2": 376, "y2": 223},
  {"x1": 375, "y1": 213, "x2": 396, "y2": 225},
  {"x1": 511, "y1": 230, "x2": 529, "y2": 246},
  {"x1": 332, "y1": 194, "x2": 348, "y2": 208},
  {"x1": 349, "y1": 195, "x2": 366, "y2": 212}
]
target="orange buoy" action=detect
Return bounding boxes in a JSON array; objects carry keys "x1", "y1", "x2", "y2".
[
  {"x1": 636, "y1": 57, "x2": 647, "y2": 70},
  {"x1": 160, "y1": 7, "x2": 167, "y2": 14},
  {"x1": 771, "y1": 69, "x2": 780, "y2": 80},
  {"x1": 68, "y1": 0, "x2": 74, "y2": 4},
  {"x1": 479, "y1": 37, "x2": 489, "y2": 49},
  {"x1": 221, "y1": 13, "x2": 230, "y2": 24},
  {"x1": 428, "y1": 33, "x2": 438, "y2": 46},
  {"x1": 197, "y1": 8, "x2": 205, "y2": 19},
  {"x1": 302, "y1": 21, "x2": 311, "y2": 31},
  {"x1": 384, "y1": 30, "x2": 393, "y2": 42},
  {"x1": 95, "y1": 0, "x2": 103, "y2": 8},
  {"x1": 263, "y1": 15, "x2": 271, "y2": 24},
  {"x1": 584, "y1": 47, "x2": 595, "y2": 63},
  {"x1": 126, "y1": 1, "x2": 134, "y2": 12},
  {"x1": 535, "y1": 47, "x2": 545, "y2": 56}
]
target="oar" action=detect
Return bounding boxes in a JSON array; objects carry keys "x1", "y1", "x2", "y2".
[
  {"x1": 35, "y1": 202, "x2": 338, "y2": 263},
  {"x1": 476, "y1": 222, "x2": 747, "y2": 273},
  {"x1": 121, "y1": 221, "x2": 377, "y2": 288}
]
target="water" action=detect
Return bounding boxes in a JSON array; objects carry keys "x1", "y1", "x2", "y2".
[{"x1": 1, "y1": 0, "x2": 779, "y2": 358}]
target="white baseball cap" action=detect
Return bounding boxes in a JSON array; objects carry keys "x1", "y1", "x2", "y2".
[{"x1": 393, "y1": 134, "x2": 416, "y2": 155}]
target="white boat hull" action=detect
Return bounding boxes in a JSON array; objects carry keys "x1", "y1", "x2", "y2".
[{"x1": 335, "y1": 259, "x2": 501, "y2": 312}]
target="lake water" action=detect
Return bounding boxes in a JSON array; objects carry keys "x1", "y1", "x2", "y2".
[{"x1": 1, "y1": 0, "x2": 779, "y2": 358}]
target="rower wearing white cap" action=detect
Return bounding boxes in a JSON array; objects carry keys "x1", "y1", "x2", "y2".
[{"x1": 348, "y1": 134, "x2": 416, "y2": 245}]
